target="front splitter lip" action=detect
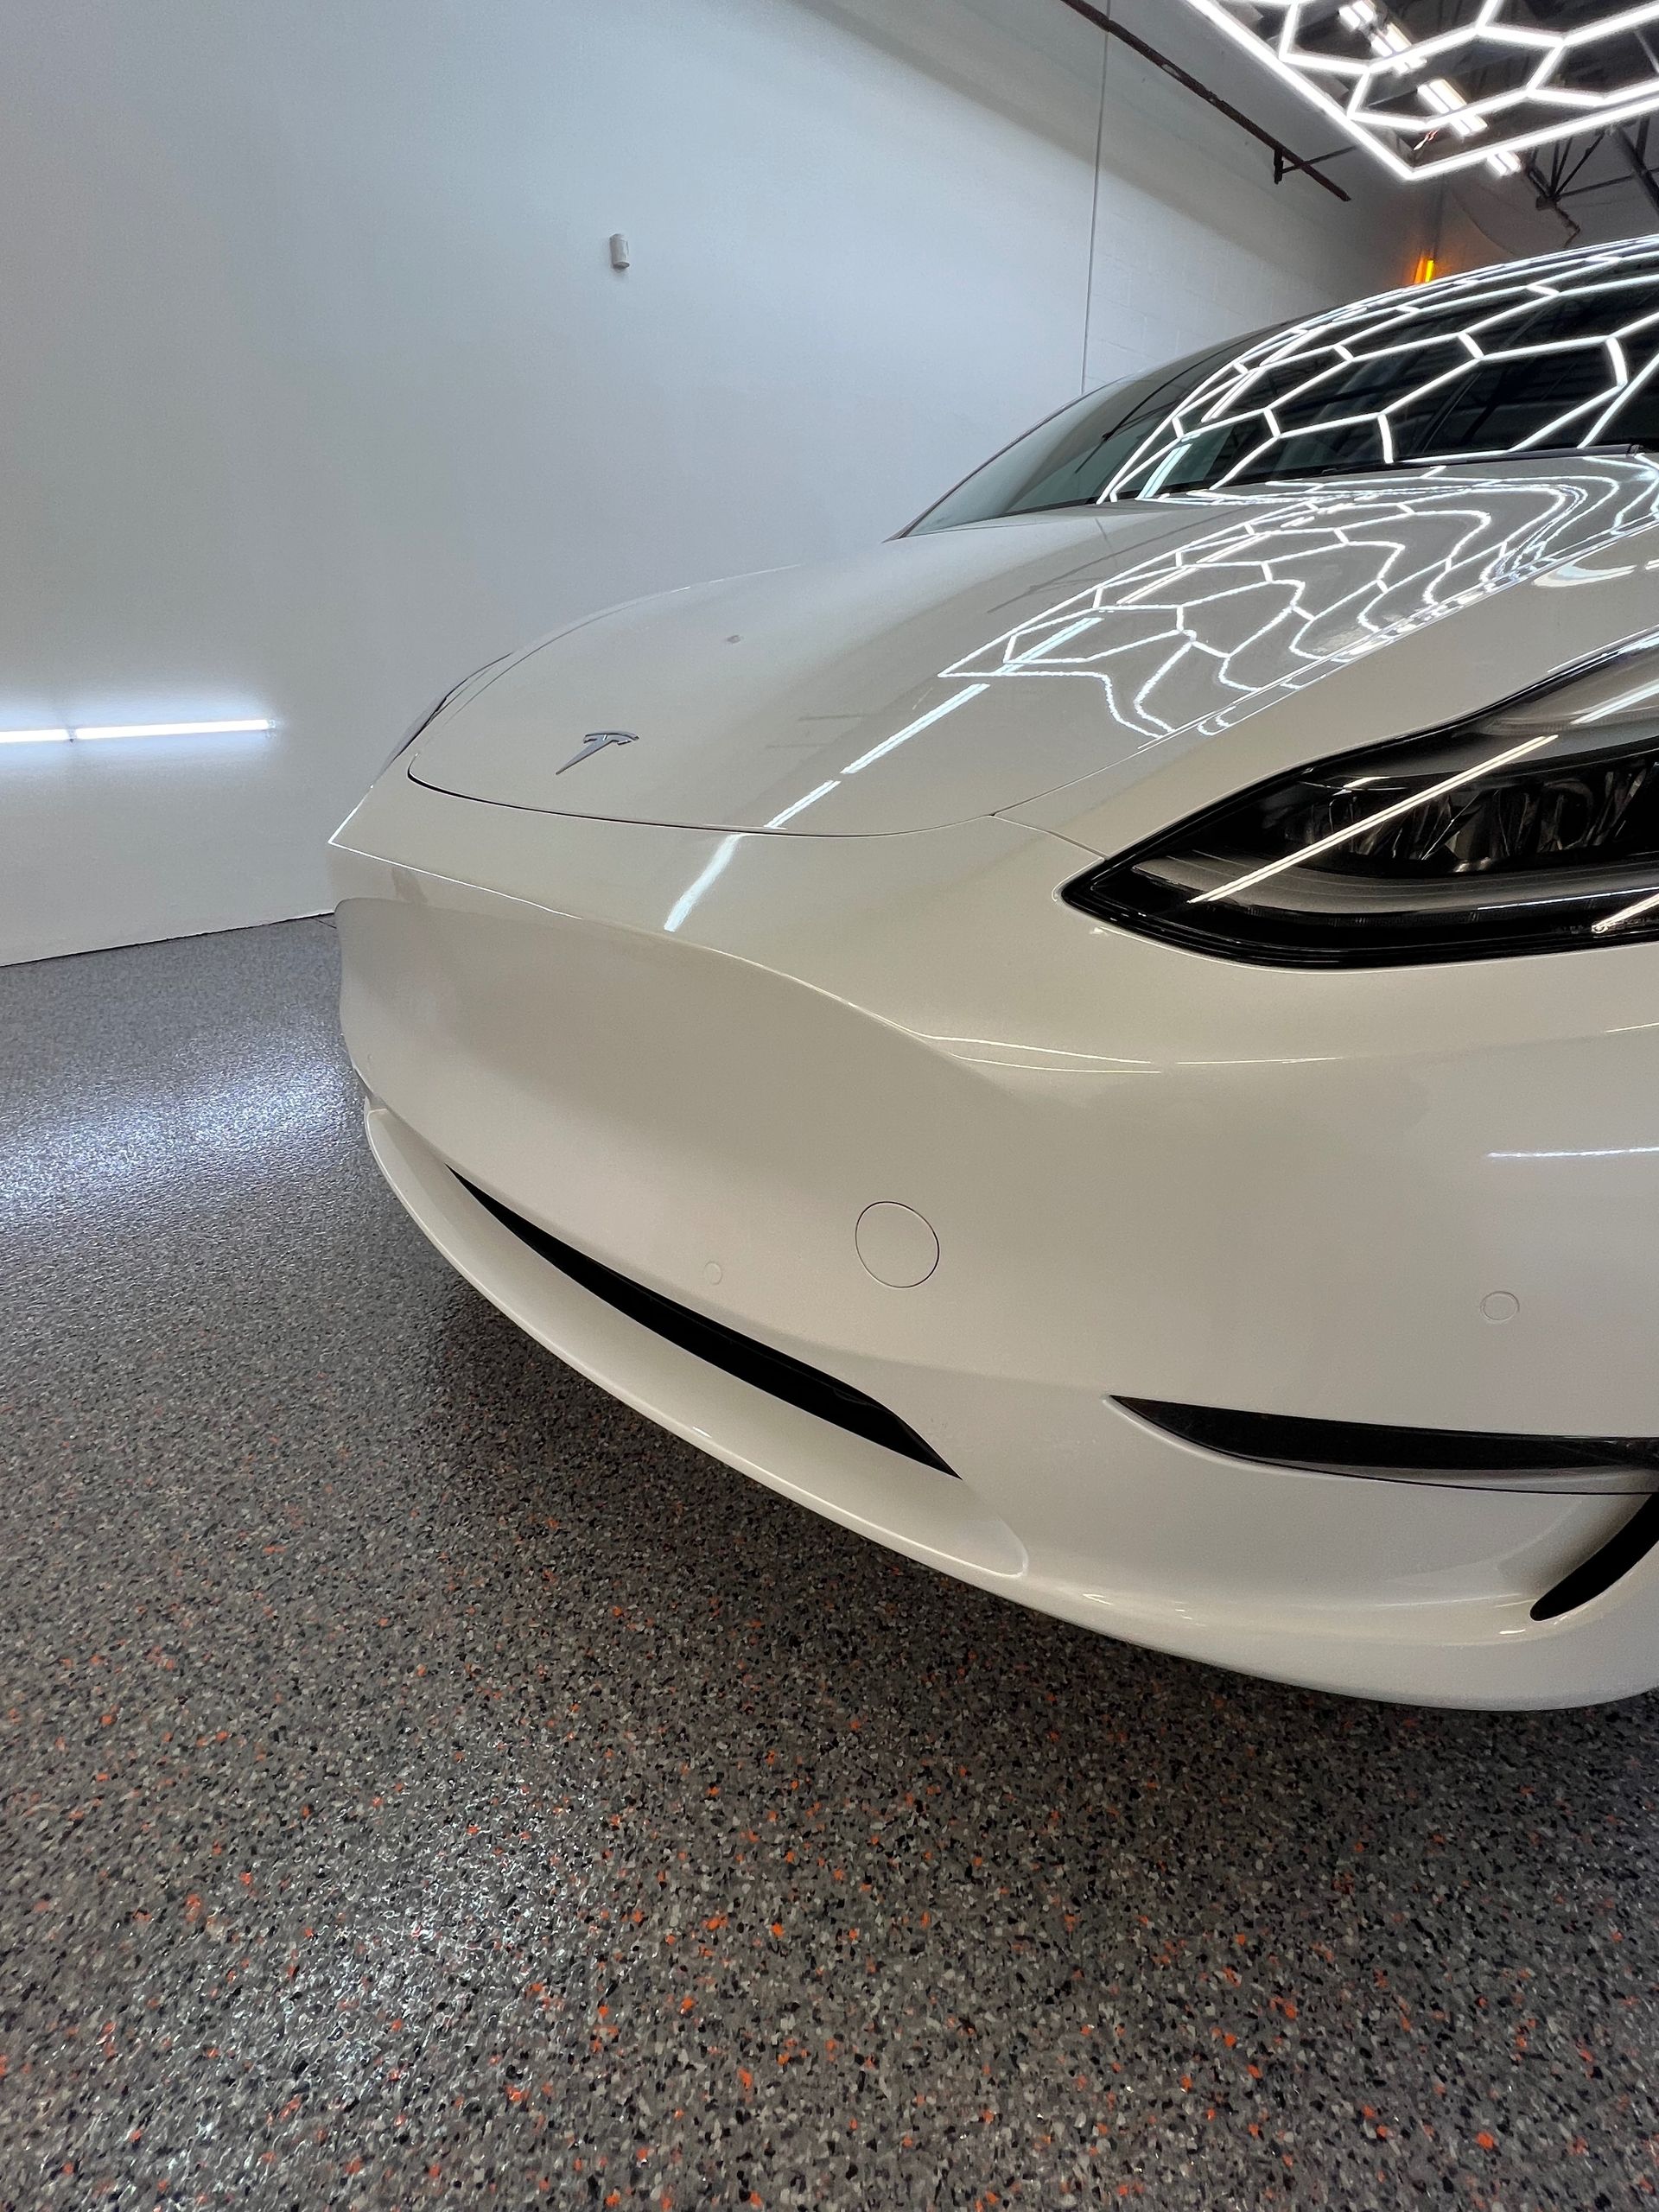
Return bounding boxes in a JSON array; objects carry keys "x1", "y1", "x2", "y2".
[{"x1": 360, "y1": 1098, "x2": 1659, "y2": 1712}]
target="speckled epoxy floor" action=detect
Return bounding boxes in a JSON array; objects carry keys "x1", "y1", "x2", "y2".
[{"x1": 3, "y1": 918, "x2": 1658, "y2": 2209}]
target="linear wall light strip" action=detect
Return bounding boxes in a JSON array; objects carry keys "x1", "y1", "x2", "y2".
[
  {"x1": 73, "y1": 719, "x2": 273, "y2": 740},
  {"x1": 0, "y1": 718, "x2": 274, "y2": 745}
]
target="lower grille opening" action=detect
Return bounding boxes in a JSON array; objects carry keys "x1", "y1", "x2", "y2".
[
  {"x1": 1117, "y1": 1398, "x2": 1659, "y2": 1494},
  {"x1": 456, "y1": 1173, "x2": 954, "y2": 1477},
  {"x1": 1531, "y1": 1495, "x2": 1659, "y2": 1620}
]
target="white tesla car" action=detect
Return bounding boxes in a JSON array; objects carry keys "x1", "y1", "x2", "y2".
[{"x1": 332, "y1": 237, "x2": 1659, "y2": 1709}]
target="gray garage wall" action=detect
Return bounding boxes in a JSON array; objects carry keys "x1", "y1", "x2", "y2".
[{"x1": 0, "y1": 0, "x2": 1427, "y2": 965}]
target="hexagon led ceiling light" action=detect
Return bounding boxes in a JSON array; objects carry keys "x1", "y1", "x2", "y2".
[{"x1": 1180, "y1": 1, "x2": 1659, "y2": 178}]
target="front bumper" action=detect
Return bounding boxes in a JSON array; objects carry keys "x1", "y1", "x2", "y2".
[{"x1": 329, "y1": 769, "x2": 1659, "y2": 1707}]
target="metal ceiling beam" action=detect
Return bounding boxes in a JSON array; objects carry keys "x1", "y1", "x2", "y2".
[
  {"x1": 1523, "y1": 153, "x2": 1581, "y2": 238},
  {"x1": 1053, "y1": 0, "x2": 1351, "y2": 201},
  {"x1": 1517, "y1": 117, "x2": 1659, "y2": 224},
  {"x1": 1616, "y1": 123, "x2": 1659, "y2": 219}
]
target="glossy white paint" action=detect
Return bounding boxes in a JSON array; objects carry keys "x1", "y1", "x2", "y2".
[
  {"x1": 331, "y1": 404, "x2": 1659, "y2": 1708},
  {"x1": 409, "y1": 454, "x2": 1659, "y2": 840}
]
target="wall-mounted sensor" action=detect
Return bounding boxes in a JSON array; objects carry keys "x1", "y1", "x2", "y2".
[{"x1": 608, "y1": 232, "x2": 630, "y2": 270}]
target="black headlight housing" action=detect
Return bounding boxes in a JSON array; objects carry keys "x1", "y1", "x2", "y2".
[{"x1": 1064, "y1": 639, "x2": 1659, "y2": 967}]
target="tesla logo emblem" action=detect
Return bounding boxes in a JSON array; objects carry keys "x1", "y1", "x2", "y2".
[{"x1": 557, "y1": 729, "x2": 639, "y2": 774}]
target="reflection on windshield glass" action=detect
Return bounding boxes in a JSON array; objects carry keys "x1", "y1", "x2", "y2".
[{"x1": 912, "y1": 238, "x2": 1659, "y2": 532}]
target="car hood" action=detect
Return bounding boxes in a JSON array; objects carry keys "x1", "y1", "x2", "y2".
[{"x1": 407, "y1": 454, "x2": 1659, "y2": 836}]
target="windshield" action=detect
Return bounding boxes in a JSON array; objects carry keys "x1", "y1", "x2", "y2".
[{"x1": 910, "y1": 237, "x2": 1659, "y2": 531}]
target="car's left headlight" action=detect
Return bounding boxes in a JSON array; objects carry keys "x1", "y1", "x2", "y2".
[{"x1": 1065, "y1": 638, "x2": 1659, "y2": 966}]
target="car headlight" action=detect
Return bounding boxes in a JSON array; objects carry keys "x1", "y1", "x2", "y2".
[{"x1": 1064, "y1": 638, "x2": 1659, "y2": 966}]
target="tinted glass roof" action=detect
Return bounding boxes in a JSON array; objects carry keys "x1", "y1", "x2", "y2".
[
  {"x1": 1111, "y1": 236, "x2": 1659, "y2": 497},
  {"x1": 912, "y1": 236, "x2": 1659, "y2": 531}
]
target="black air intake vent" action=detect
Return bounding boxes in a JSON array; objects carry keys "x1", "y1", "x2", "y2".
[
  {"x1": 456, "y1": 1174, "x2": 954, "y2": 1477},
  {"x1": 1118, "y1": 1398, "x2": 1659, "y2": 1494}
]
